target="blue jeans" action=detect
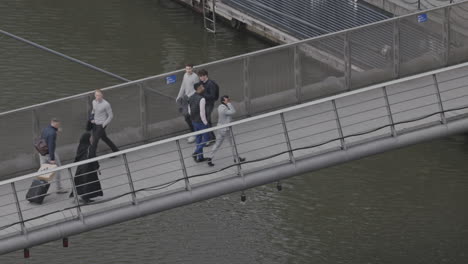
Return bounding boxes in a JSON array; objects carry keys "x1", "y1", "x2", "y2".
[{"x1": 192, "y1": 122, "x2": 210, "y2": 161}]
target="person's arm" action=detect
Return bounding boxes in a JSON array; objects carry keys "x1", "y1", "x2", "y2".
[
  {"x1": 91, "y1": 101, "x2": 95, "y2": 115},
  {"x1": 223, "y1": 103, "x2": 236, "y2": 116},
  {"x1": 103, "y1": 103, "x2": 114, "y2": 127},
  {"x1": 203, "y1": 82, "x2": 216, "y2": 102},
  {"x1": 176, "y1": 76, "x2": 186, "y2": 102},
  {"x1": 200, "y1": 98, "x2": 208, "y2": 125},
  {"x1": 47, "y1": 132, "x2": 56, "y2": 161}
]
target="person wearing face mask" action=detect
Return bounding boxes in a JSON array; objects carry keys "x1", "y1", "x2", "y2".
[{"x1": 206, "y1": 95, "x2": 246, "y2": 167}]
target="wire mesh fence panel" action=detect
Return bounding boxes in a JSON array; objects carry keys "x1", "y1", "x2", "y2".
[
  {"x1": 248, "y1": 47, "x2": 297, "y2": 114},
  {"x1": 0, "y1": 184, "x2": 21, "y2": 237},
  {"x1": 10, "y1": 171, "x2": 77, "y2": 234},
  {"x1": 127, "y1": 142, "x2": 186, "y2": 198},
  {"x1": 336, "y1": 88, "x2": 392, "y2": 144},
  {"x1": 102, "y1": 83, "x2": 144, "y2": 150},
  {"x1": 285, "y1": 101, "x2": 341, "y2": 157},
  {"x1": 387, "y1": 75, "x2": 442, "y2": 132},
  {"x1": 399, "y1": 8, "x2": 446, "y2": 76},
  {"x1": 0, "y1": 110, "x2": 36, "y2": 180},
  {"x1": 350, "y1": 22, "x2": 394, "y2": 89},
  {"x1": 144, "y1": 86, "x2": 186, "y2": 140},
  {"x1": 142, "y1": 70, "x2": 185, "y2": 139},
  {"x1": 435, "y1": 65, "x2": 468, "y2": 118},
  {"x1": 233, "y1": 115, "x2": 290, "y2": 171},
  {"x1": 448, "y1": 2, "x2": 468, "y2": 65},
  {"x1": 298, "y1": 35, "x2": 346, "y2": 101}
]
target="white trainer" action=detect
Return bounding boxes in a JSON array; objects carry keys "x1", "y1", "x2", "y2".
[{"x1": 187, "y1": 136, "x2": 196, "y2": 144}]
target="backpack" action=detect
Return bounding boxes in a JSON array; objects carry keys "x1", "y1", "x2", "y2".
[{"x1": 34, "y1": 138, "x2": 48, "y2": 156}]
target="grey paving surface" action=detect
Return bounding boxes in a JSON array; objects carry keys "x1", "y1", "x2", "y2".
[{"x1": 0, "y1": 66, "x2": 467, "y2": 241}]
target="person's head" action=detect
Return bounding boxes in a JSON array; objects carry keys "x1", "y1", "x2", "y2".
[
  {"x1": 95, "y1": 89, "x2": 104, "y2": 101},
  {"x1": 193, "y1": 82, "x2": 205, "y2": 94},
  {"x1": 198, "y1": 69, "x2": 209, "y2": 82},
  {"x1": 220, "y1": 95, "x2": 230, "y2": 104},
  {"x1": 185, "y1": 64, "x2": 194, "y2": 75},
  {"x1": 50, "y1": 118, "x2": 61, "y2": 129}
]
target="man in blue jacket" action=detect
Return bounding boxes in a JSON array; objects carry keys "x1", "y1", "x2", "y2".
[{"x1": 39, "y1": 118, "x2": 67, "y2": 193}]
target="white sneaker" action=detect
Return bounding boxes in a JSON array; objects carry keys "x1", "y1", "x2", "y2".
[{"x1": 187, "y1": 136, "x2": 196, "y2": 144}]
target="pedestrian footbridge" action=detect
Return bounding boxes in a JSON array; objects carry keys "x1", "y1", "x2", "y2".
[
  {"x1": 0, "y1": 61, "x2": 468, "y2": 255},
  {"x1": 1, "y1": 2, "x2": 468, "y2": 255}
]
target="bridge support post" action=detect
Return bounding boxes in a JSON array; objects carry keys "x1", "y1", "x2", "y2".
[
  {"x1": 392, "y1": 19, "x2": 400, "y2": 79},
  {"x1": 432, "y1": 74, "x2": 447, "y2": 124},
  {"x1": 332, "y1": 100, "x2": 346, "y2": 150},
  {"x1": 10, "y1": 182, "x2": 27, "y2": 235},
  {"x1": 243, "y1": 57, "x2": 252, "y2": 116},
  {"x1": 443, "y1": 6, "x2": 451, "y2": 66},
  {"x1": 382, "y1": 86, "x2": 397, "y2": 137},
  {"x1": 293, "y1": 46, "x2": 302, "y2": 103},
  {"x1": 344, "y1": 32, "x2": 351, "y2": 91},
  {"x1": 176, "y1": 140, "x2": 191, "y2": 191},
  {"x1": 280, "y1": 113, "x2": 295, "y2": 164},
  {"x1": 67, "y1": 168, "x2": 84, "y2": 222},
  {"x1": 31, "y1": 109, "x2": 41, "y2": 166},
  {"x1": 122, "y1": 154, "x2": 138, "y2": 205},
  {"x1": 139, "y1": 84, "x2": 148, "y2": 141},
  {"x1": 229, "y1": 127, "x2": 244, "y2": 179}
]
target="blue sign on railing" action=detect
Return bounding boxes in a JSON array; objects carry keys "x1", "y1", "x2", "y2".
[
  {"x1": 418, "y1": 13, "x2": 428, "y2": 23},
  {"x1": 166, "y1": 75, "x2": 177, "y2": 85}
]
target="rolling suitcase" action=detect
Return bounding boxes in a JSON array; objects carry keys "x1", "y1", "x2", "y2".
[{"x1": 26, "y1": 179, "x2": 50, "y2": 204}]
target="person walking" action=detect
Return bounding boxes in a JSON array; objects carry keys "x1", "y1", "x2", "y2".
[
  {"x1": 176, "y1": 64, "x2": 199, "y2": 144},
  {"x1": 188, "y1": 82, "x2": 210, "y2": 162},
  {"x1": 70, "y1": 132, "x2": 103, "y2": 203},
  {"x1": 197, "y1": 69, "x2": 219, "y2": 143},
  {"x1": 207, "y1": 96, "x2": 245, "y2": 167},
  {"x1": 39, "y1": 118, "x2": 67, "y2": 193},
  {"x1": 90, "y1": 89, "x2": 119, "y2": 156}
]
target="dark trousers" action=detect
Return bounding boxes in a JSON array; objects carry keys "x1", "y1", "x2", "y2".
[
  {"x1": 91, "y1": 125, "x2": 119, "y2": 155},
  {"x1": 192, "y1": 122, "x2": 210, "y2": 161},
  {"x1": 205, "y1": 103, "x2": 216, "y2": 140},
  {"x1": 184, "y1": 114, "x2": 194, "y2": 132}
]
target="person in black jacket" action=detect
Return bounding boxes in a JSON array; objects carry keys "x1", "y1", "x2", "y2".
[
  {"x1": 39, "y1": 118, "x2": 67, "y2": 193},
  {"x1": 198, "y1": 69, "x2": 219, "y2": 143},
  {"x1": 70, "y1": 132, "x2": 103, "y2": 203}
]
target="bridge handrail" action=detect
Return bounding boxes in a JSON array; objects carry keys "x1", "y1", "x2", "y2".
[{"x1": 1, "y1": 60, "x2": 467, "y2": 187}]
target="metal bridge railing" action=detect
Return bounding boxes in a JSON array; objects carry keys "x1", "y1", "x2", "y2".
[
  {"x1": 0, "y1": 60, "x2": 467, "y2": 243},
  {"x1": 1, "y1": 2, "x2": 468, "y2": 179}
]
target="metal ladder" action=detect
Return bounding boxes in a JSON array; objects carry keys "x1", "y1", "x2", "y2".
[{"x1": 203, "y1": 0, "x2": 216, "y2": 33}]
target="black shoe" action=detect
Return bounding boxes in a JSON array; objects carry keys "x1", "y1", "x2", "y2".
[
  {"x1": 192, "y1": 153, "x2": 198, "y2": 163},
  {"x1": 234, "y1": 157, "x2": 246, "y2": 163},
  {"x1": 197, "y1": 158, "x2": 208, "y2": 163},
  {"x1": 207, "y1": 158, "x2": 214, "y2": 167}
]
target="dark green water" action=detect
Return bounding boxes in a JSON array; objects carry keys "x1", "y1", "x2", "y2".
[{"x1": 0, "y1": 1, "x2": 467, "y2": 263}]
